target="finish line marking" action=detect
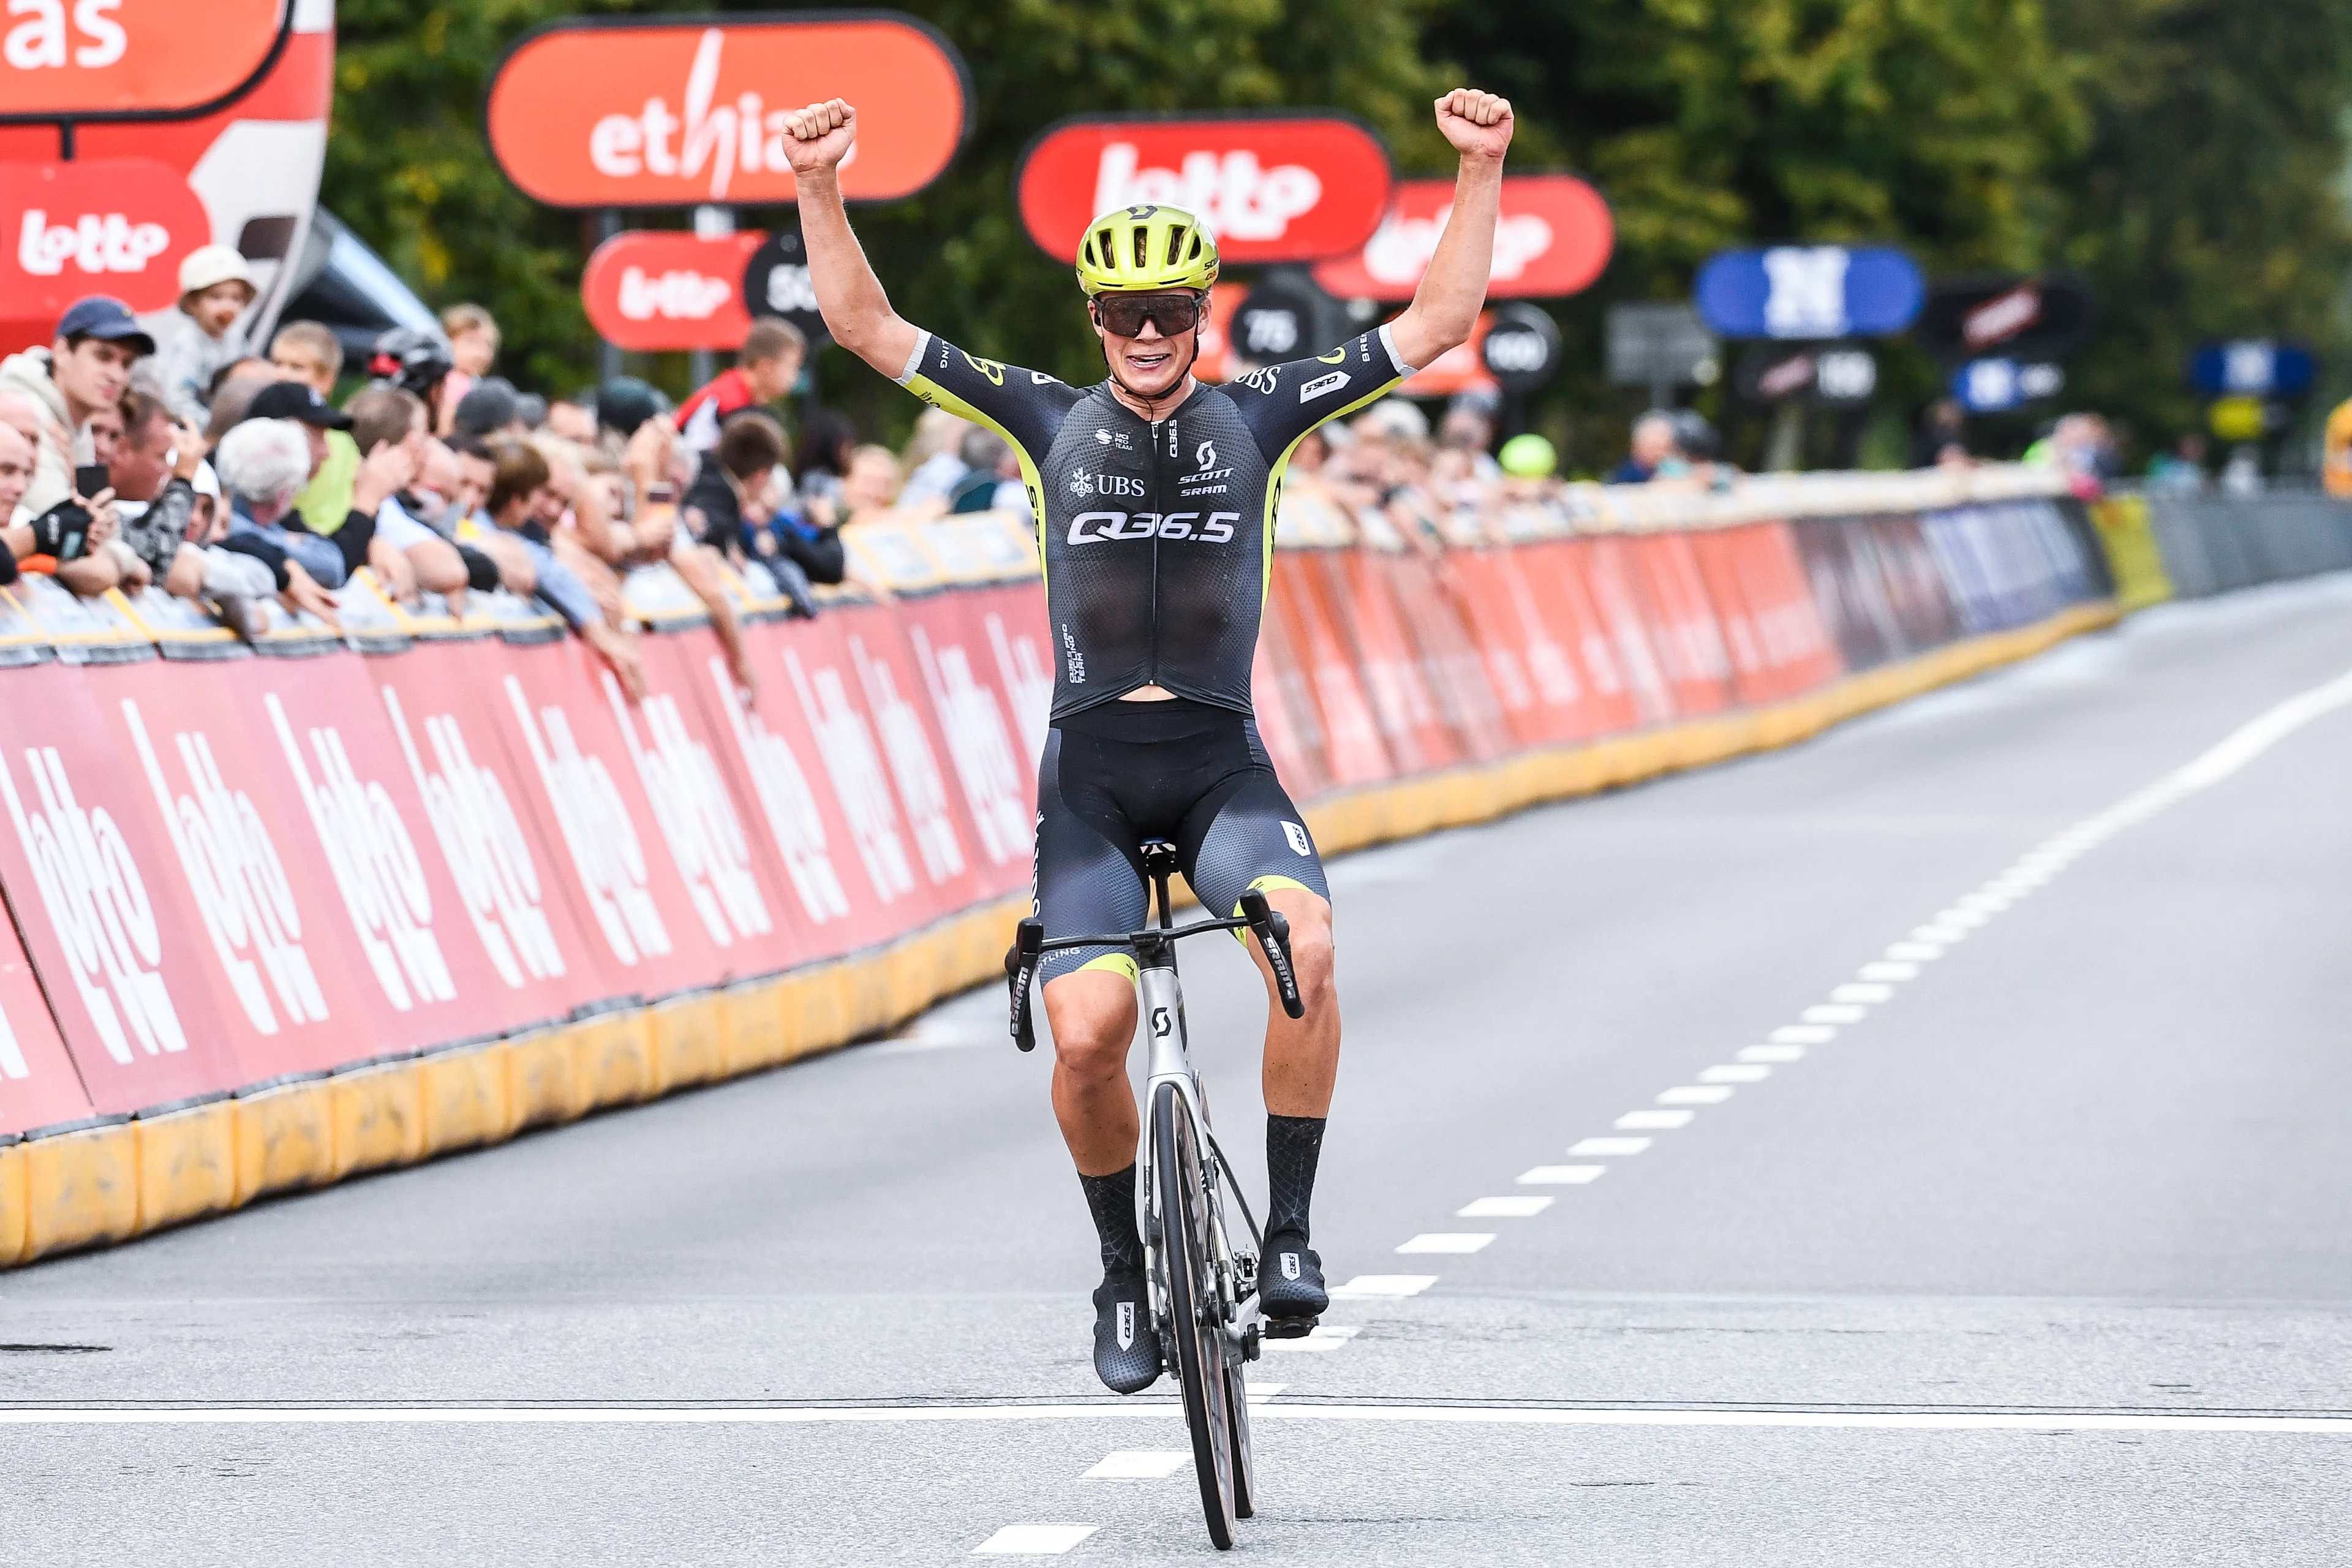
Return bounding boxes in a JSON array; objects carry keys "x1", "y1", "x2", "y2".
[{"x1": 1, "y1": 1403, "x2": 2346, "y2": 1434}]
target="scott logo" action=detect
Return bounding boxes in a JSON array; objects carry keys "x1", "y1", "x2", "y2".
[
  {"x1": 1068, "y1": 511, "x2": 1238, "y2": 545},
  {"x1": 17, "y1": 209, "x2": 169, "y2": 278},
  {"x1": 1094, "y1": 143, "x2": 1322, "y2": 243},
  {"x1": 1194, "y1": 440, "x2": 1216, "y2": 470},
  {"x1": 617, "y1": 266, "x2": 731, "y2": 322}
]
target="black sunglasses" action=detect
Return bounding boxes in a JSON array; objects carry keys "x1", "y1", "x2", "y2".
[{"x1": 1092, "y1": 293, "x2": 1204, "y2": 338}]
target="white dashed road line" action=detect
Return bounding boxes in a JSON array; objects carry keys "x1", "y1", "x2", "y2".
[
  {"x1": 1328, "y1": 1275, "x2": 1438, "y2": 1298},
  {"x1": 1083, "y1": 1451, "x2": 1189, "y2": 1479},
  {"x1": 1262, "y1": 1326, "x2": 1361, "y2": 1353},
  {"x1": 1457, "y1": 1196, "x2": 1553, "y2": 1218},
  {"x1": 1517, "y1": 1164, "x2": 1606, "y2": 1184},
  {"x1": 1570, "y1": 1136, "x2": 1650, "y2": 1156},
  {"x1": 974, "y1": 1524, "x2": 1098, "y2": 1555},
  {"x1": 1395, "y1": 1233, "x2": 1496, "y2": 1254},
  {"x1": 1615, "y1": 1109, "x2": 1694, "y2": 1130}
]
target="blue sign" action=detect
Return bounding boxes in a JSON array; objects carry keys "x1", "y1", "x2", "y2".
[
  {"x1": 1951, "y1": 358, "x2": 2065, "y2": 413},
  {"x1": 1694, "y1": 246, "x2": 1924, "y2": 340},
  {"x1": 2187, "y1": 340, "x2": 2316, "y2": 398}
]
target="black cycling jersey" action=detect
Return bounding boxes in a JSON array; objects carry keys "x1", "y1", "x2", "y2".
[{"x1": 895, "y1": 326, "x2": 1413, "y2": 719}]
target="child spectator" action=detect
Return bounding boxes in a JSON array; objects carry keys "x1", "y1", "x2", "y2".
[
  {"x1": 151, "y1": 247, "x2": 257, "y2": 424},
  {"x1": 435, "y1": 303, "x2": 499, "y2": 434},
  {"x1": 676, "y1": 317, "x2": 805, "y2": 453},
  {"x1": 272, "y1": 322, "x2": 363, "y2": 532}
]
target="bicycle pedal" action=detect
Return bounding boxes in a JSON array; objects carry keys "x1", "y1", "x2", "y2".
[{"x1": 1261, "y1": 1316, "x2": 1319, "y2": 1340}]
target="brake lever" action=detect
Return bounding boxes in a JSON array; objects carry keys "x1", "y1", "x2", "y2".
[
  {"x1": 1007, "y1": 917, "x2": 1044, "y2": 1050},
  {"x1": 1237, "y1": 890, "x2": 1305, "y2": 1020}
]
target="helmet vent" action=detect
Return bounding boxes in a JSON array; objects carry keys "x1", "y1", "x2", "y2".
[
  {"x1": 1131, "y1": 226, "x2": 1148, "y2": 270},
  {"x1": 1164, "y1": 227, "x2": 1185, "y2": 268},
  {"x1": 1093, "y1": 229, "x2": 1114, "y2": 267}
]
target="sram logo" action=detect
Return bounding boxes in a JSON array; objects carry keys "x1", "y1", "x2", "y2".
[{"x1": 1067, "y1": 511, "x2": 1239, "y2": 545}]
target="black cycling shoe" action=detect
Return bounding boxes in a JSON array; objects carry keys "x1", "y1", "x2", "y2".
[
  {"x1": 1092, "y1": 1272, "x2": 1163, "y2": 1394},
  {"x1": 1258, "y1": 1229, "x2": 1328, "y2": 1321}
]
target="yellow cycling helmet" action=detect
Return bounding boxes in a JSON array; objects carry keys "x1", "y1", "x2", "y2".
[{"x1": 1074, "y1": 205, "x2": 1219, "y2": 296}]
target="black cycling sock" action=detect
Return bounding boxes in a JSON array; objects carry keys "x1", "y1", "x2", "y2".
[
  {"x1": 1079, "y1": 1164, "x2": 1145, "y2": 1275},
  {"x1": 1265, "y1": 1114, "x2": 1325, "y2": 1242}
]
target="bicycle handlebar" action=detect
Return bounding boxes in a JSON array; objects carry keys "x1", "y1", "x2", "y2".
[{"x1": 1005, "y1": 899, "x2": 1305, "y2": 1050}]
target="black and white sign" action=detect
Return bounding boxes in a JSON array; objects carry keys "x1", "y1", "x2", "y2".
[
  {"x1": 1913, "y1": 273, "x2": 2095, "y2": 362},
  {"x1": 740, "y1": 228, "x2": 827, "y2": 344},
  {"x1": 1734, "y1": 342, "x2": 1877, "y2": 405},
  {"x1": 1232, "y1": 270, "x2": 1342, "y2": 366},
  {"x1": 1479, "y1": 302, "x2": 1562, "y2": 395},
  {"x1": 1605, "y1": 303, "x2": 1718, "y2": 391}
]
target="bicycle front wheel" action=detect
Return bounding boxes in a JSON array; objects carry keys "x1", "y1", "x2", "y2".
[{"x1": 1153, "y1": 1081, "x2": 1238, "y2": 1550}]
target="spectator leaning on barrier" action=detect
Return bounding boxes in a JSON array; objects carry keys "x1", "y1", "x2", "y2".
[
  {"x1": 1, "y1": 295, "x2": 153, "y2": 519},
  {"x1": 484, "y1": 437, "x2": 646, "y2": 696},
  {"x1": 215, "y1": 418, "x2": 345, "y2": 624},
  {"x1": 268, "y1": 321, "x2": 363, "y2": 531},
  {"x1": 949, "y1": 426, "x2": 1023, "y2": 514},
  {"x1": 0, "y1": 420, "x2": 39, "y2": 586},
  {"x1": 149, "y1": 246, "x2": 257, "y2": 425},
  {"x1": 676, "y1": 316, "x2": 806, "y2": 453},
  {"x1": 345, "y1": 386, "x2": 470, "y2": 605},
  {"x1": 435, "y1": 303, "x2": 500, "y2": 435},
  {"x1": 793, "y1": 407, "x2": 857, "y2": 511},
  {"x1": 545, "y1": 395, "x2": 598, "y2": 444},
  {"x1": 108, "y1": 388, "x2": 261, "y2": 614},
  {"x1": 897, "y1": 404, "x2": 973, "y2": 510},
  {"x1": 1608, "y1": 410, "x2": 1679, "y2": 484},
  {"x1": 842, "y1": 443, "x2": 904, "y2": 520}
]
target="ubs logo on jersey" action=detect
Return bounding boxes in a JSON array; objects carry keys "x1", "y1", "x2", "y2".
[
  {"x1": 1235, "y1": 366, "x2": 1280, "y2": 394},
  {"x1": 1070, "y1": 470, "x2": 1146, "y2": 499}
]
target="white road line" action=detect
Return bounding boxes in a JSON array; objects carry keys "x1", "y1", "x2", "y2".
[
  {"x1": 1770, "y1": 1025, "x2": 1836, "y2": 1044},
  {"x1": 1857, "y1": 960, "x2": 1920, "y2": 981},
  {"x1": 1657, "y1": 1085, "x2": 1732, "y2": 1106},
  {"x1": 1700, "y1": 1065, "x2": 1770, "y2": 1084},
  {"x1": 10, "y1": 1402, "x2": 2345, "y2": 1436},
  {"x1": 1883, "y1": 942, "x2": 1943, "y2": 961},
  {"x1": 1740, "y1": 1045, "x2": 1805, "y2": 1063},
  {"x1": 1245, "y1": 1384, "x2": 1287, "y2": 1401},
  {"x1": 1457, "y1": 1196, "x2": 1553, "y2": 1218},
  {"x1": 1518, "y1": 1164, "x2": 1605, "y2": 1183},
  {"x1": 1802, "y1": 1003, "x2": 1866, "y2": 1024},
  {"x1": 1329, "y1": 1275, "x2": 1439, "y2": 1297},
  {"x1": 1396, "y1": 1232, "x2": 1495, "y2": 1254},
  {"x1": 1830, "y1": 982, "x2": 1894, "y2": 1003},
  {"x1": 1262, "y1": 1326, "x2": 1360, "y2": 1354},
  {"x1": 1084, "y1": 1451, "x2": 1188, "y2": 1479},
  {"x1": 1569, "y1": 1137, "x2": 1650, "y2": 1156},
  {"x1": 1614, "y1": 1109, "x2": 1694, "y2": 1130},
  {"x1": 974, "y1": 1524, "x2": 1098, "y2": 1555}
]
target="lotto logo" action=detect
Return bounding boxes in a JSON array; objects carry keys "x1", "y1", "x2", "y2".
[
  {"x1": 910, "y1": 625, "x2": 1027, "y2": 869},
  {"x1": 17, "y1": 209, "x2": 169, "y2": 277},
  {"x1": 265, "y1": 695, "x2": 454, "y2": 1015},
  {"x1": 123, "y1": 699, "x2": 326, "y2": 1038},
  {"x1": 707, "y1": 657, "x2": 850, "y2": 925},
  {"x1": 504, "y1": 677, "x2": 671, "y2": 967},
  {"x1": 605, "y1": 674, "x2": 771, "y2": 948},
  {"x1": 0, "y1": 744, "x2": 185, "y2": 1065},
  {"x1": 617, "y1": 265, "x2": 731, "y2": 322},
  {"x1": 850, "y1": 636, "x2": 966, "y2": 886},
  {"x1": 786, "y1": 649, "x2": 916, "y2": 903}
]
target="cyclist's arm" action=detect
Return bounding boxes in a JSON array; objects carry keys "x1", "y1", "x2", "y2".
[
  {"x1": 1228, "y1": 328, "x2": 1417, "y2": 462},
  {"x1": 1387, "y1": 89, "x2": 1515, "y2": 371},
  {"x1": 895, "y1": 334, "x2": 1077, "y2": 469},
  {"x1": 785, "y1": 99, "x2": 921, "y2": 378}
]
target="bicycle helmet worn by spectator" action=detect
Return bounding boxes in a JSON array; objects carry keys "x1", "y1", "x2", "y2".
[
  {"x1": 1074, "y1": 205, "x2": 1219, "y2": 296},
  {"x1": 369, "y1": 327, "x2": 455, "y2": 398}
]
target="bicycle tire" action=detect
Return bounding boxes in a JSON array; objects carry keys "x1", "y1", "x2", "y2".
[
  {"x1": 1153, "y1": 1081, "x2": 1238, "y2": 1550},
  {"x1": 1226, "y1": 1351, "x2": 1255, "y2": 1518}
]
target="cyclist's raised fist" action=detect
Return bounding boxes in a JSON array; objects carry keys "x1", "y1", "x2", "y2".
[
  {"x1": 781, "y1": 99, "x2": 857, "y2": 174},
  {"x1": 1434, "y1": 88, "x2": 1513, "y2": 162}
]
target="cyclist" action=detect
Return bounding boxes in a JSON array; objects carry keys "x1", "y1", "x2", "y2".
[{"x1": 782, "y1": 88, "x2": 1515, "y2": 1392}]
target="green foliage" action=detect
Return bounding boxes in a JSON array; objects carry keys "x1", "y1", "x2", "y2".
[{"x1": 320, "y1": 0, "x2": 2352, "y2": 464}]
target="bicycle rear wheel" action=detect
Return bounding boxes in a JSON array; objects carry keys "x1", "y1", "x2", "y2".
[{"x1": 1153, "y1": 1081, "x2": 1238, "y2": 1550}]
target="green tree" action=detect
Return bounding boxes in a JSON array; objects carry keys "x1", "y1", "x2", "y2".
[
  {"x1": 2049, "y1": 0, "x2": 2352, "y2": 461},
  {"x1": 323, "y1": 0, "x2": 1446, "y2": 428}
]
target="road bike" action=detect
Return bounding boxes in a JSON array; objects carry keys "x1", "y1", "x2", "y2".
[{"x1": 1008, "y1": 839, "x2": 1308, "y2": 1551}]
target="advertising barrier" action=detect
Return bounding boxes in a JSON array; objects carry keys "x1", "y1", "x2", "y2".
[{"x1": 0, "y1": 473, "x2": 2119, "y2": 1266}]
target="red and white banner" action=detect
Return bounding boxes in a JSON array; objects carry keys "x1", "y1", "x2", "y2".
[
  {"x1": 0, "y1": 888, "x2": 97, "y2": 1136},
  {"x1": 0, "y1": 0, "x2": 285, "y2": 120},
  {"x1": 485, "y1": 17, "x2": 969, "y2": 209},
  {"x1": 1313, "y1": 174, "x2": 1615, "y2": 303},
  {"x1": 581, "y1": 230, "x2": 764, "y2": 354},
  {"x1": 0, "y1": 158, "x2": 212, "y2": 318},
  {"x1": 1019, "y1": 114, "x2": 1391, "y2": 265}
]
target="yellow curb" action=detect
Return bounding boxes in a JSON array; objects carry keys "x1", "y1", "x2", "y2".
[
  {"x1": 0, "y1": 1143, "x2": 28, "y2": 1267},
  {"x1": 505, "y1": 1025, "x2": 582, "y2": 1131},
  {"x1": 720, "y1": 977, "x2": 791, "y2": 1075},
  {"x1": 420, "y1": 1042, "x2": 515, "y2": 1154},
  {"x1": 233, "y1": 1080, "x2": 335, "y2": 1204},
  {"x1": 22, "y1": 1123, "x2": 139, "y2": 1260},
  {"x1": 134, "y1": 1102, "x2": 238, "y2": 1234},
  {"x1": 648, "y1": 991, "x2": 726, "y2": 1096},
  {"x1": 329, "y1": 1061, "x2": 427, "y2": 1180},
  {"x1": 571, "y1": 1011, "x2": 654, "y2": 1110}
]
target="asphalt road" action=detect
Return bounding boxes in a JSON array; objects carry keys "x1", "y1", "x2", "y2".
[{"x1": 7, "y1": 578, "x2": 2352, "y2": 1566}]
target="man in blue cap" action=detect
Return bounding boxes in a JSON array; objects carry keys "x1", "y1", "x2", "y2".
[{"x1": 0, "y1": 294, "x2": 154, "y2": 521}]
